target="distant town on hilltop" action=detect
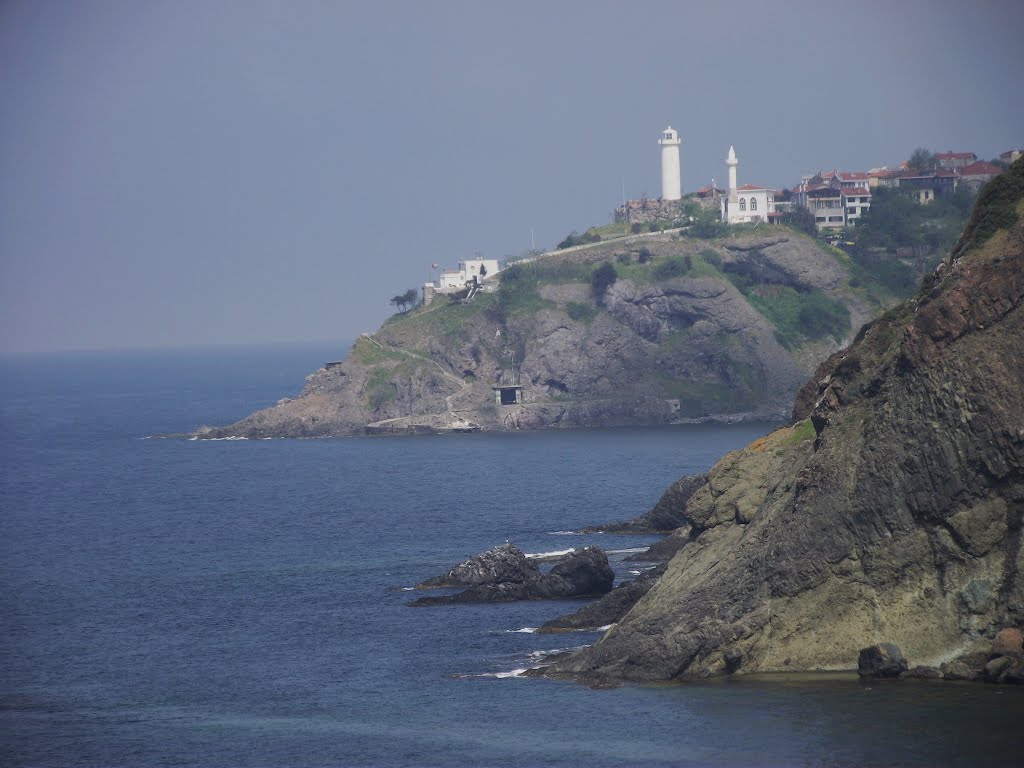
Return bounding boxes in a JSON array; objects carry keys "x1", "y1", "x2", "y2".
[
  {"x1": 615, "y1": 128, "x2": 1020, "y2": 231},
  {"x1": 424, "y1": 130, "x2": 1020, "y2": 302}
]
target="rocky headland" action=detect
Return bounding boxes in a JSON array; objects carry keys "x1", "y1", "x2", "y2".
[
  {"x1": 541, "y1": 159, "x2": 1024, "y2": 683},
  {"x1": 196, "y1": 230, "x2": 899, "y2": 438},
  {"x1": 401, "y1": 161, "x2": 1024, "y2": 686}
]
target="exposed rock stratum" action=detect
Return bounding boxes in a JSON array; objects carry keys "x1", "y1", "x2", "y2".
[
  {"x1": 196, "y1": 232, "x2": 886, "y2": 437},
  {"x1": 549, "y1": 160, "x2": 1024, "y2": 682}
]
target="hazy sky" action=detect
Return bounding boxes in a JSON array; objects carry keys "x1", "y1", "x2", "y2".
[{"x1": 1, "y1": 0, "x2": 1021, "y2": 353}]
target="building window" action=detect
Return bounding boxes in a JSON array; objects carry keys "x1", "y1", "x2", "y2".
[
  {"x1": 750, "y1": 198, "x2": 757, "y2": 211},
  {"x1": 739, "y1": 198, "x2": 747, "y2": 211},
  {"x1": 828, "y1": 216, "x2": 843, "y2": 222}
]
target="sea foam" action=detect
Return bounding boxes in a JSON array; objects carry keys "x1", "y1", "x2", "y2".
[{"x1": 525, "y1": 548, "x2": 574, "y2": 559}]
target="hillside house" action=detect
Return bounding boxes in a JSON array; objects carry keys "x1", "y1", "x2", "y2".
[
  {"x1": 958, "y1": 161, "x2": 1004, "y2": 194},
  {"x1": 798, "y1": 185, "x2": 846, "y2": 229},
  {"x1": 793, "y1": 171, "x2": 872, "y2": 228},
  {"x1": 934, "y1": 151, "x2": 977, "y2": 171},
  {"x1": 842, "y1": 187, "x2": 871, "y2": 225},
  {"x1": 867, "y1": 167, "x2": 900, "y2": 188},
  {"x1": 937, "y1": 152, "x2": 974, "y2": 172},
  {"x1": 437, "y1": 258, "x2": 500, "y2": 291},
  {"x1": 896, "y1": 169, "x2": 958, "y2": 203}
]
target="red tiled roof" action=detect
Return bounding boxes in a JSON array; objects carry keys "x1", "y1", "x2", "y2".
[
  {"x1": 935, "y1": 151, "x2": 976, "y2": 160},
  {"x1": 836, "y1": 171, "x2": 869, "y2": 180},
  {"x1": 841, "y1": 187, "x2": 871, "y2": 196},
  {"x1": 959, "y1": 161, "x2": 1003, "y2": 176},
  {"x1": 868, "y1": 169, "x2": 899, "y2": 178},
  {"x1": 898, "y1": 169, "x2": 957, "y2": 179},
  {"x1": 737, "y1": 183, "x2": 770, "y2": 191}
]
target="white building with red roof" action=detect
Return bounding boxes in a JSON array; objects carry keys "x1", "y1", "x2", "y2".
[
  {"x1": 793, "y1": 171, "x2": 872, "y2": 229},
  {"x1": 842, "y1": 186, "x2": 871, "y2": 225}
]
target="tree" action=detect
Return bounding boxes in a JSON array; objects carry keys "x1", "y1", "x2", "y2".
[
  {"x1": 591, "y1": 262, "x2": 618, "y2": 300},
  {"x1": 907, "y1": 147, "x2": 935, "y2": 172},
  {"x1": 690, "y1": 210, "x2": 728, "y2": 239},
  {"x1": 390, "y1": 288, "x2": 419, "y2": 313},
  {"x1": 782, "y1": 206, "x2": 817, "y2": 236}
]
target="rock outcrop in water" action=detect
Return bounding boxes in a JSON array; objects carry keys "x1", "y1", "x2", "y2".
[
  {"x1": 538, "y1": 564, "x2": 667, "y2": 633},
  {"x1": 409, "y1": 544, "x2": 615, "y2": 606},
  {"x1": 195, "y1": 231, "x2": 895, "y2": 438},
  {"x1": 548, "y1": 159, "x2": 1024, "y2": 683}
]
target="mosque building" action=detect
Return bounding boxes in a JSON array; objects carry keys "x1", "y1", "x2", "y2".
[{"x1": 719, "y1": 145, "x2": 779, "y2": 225}]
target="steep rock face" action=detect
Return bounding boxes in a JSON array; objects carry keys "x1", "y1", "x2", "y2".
[
  {"x1": 538, "y1": 564, "x2": 667, "y2": 633},
  {"x1": 583, "y1": 473, "x2": 708, "y2": 534},
  {"x1": 199, "y1": 232, "x2": 876, "y2": 438},
  {"x1": 551, "y1": 164, "x2": 1024, "y2": 682}
]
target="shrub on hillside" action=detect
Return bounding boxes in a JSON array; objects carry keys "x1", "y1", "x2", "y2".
[
  {"x1": 557, "y1": 229, "x2": 602, "y2": 249},
  {"x1": 591, "y1": 262, "x2": 618, "y2": 300},
  {"x1": 690, "y1": 212, "x2": 728, "y2": 239},
  {"x1": 701, "y1": 248, "x2": 722, "y2": 269},
  {"x1": 967, "y1": 156, "x2": 1024, "y2": 245},
  {"x1": 496, "y1": 264, "x2": 542, "y2": 317},
  {"x1": 566, "y1": 301, "x2": 598, "y2": 322},
  {"x1": 654, "y1": 255, "x2": 692, "y2": 279},
  {"x1": 796, "y1": 292, "x2": 851, "y2": 342}
]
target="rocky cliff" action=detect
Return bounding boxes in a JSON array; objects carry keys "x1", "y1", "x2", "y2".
[
  {"x1": 549, "y1": 160, "x2": 1024, "y2": 681},
  {"x1": 199, "y1": 230, "x2": 889, "y2": 437}
]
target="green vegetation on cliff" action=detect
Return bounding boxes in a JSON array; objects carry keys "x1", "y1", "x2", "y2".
[
  {"x1": 207, "y1": 178, "x2": 986, "y2": 438},
  {"x1": 549, "y1": 158, "x2": 1024, "y2": 683}
]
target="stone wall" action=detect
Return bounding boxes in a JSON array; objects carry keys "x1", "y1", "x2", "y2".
[
  {"x1": 614, "y1": 197, "x2": 720, "y2": 224},
  {"x1": 614, "y1": 198, "x2": 683, "y2": 225}
]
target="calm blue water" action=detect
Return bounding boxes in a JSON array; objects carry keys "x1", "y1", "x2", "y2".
[{"x1": 2, "y1": 343, "x2": 1022, "y2": 768}]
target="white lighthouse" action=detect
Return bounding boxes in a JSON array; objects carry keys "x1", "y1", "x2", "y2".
[{"x1": 658, "y1": 126, "x2": 682, "y2": 200}]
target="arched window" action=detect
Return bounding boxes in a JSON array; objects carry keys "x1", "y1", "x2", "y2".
[
  {"x1": 750, "y1": 197, "x2": 757, "y2": 211},
  {"x1": 739, "y1": 198, "x2": 747, "y2": 211}
]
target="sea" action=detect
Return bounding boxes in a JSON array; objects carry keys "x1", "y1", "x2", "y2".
[{"x1": 2, "y1": 342, "x2": 1022, "y2": 768}]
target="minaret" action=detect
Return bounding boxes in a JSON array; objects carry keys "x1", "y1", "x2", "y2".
[
  {"x1": 658, "y1": 126, "x2": 682, "y2": 201},
  {"x1": 727, "y1": 145, "x2": 739, "y2": 200}
]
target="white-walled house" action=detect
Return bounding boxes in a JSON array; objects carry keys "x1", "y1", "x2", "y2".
[
  {"x1": 842, "y1": 186, "x2": 871, "y2": 225},
  {"x1": 437, "y1": 258, "x2": 500, "y2": 291}
]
